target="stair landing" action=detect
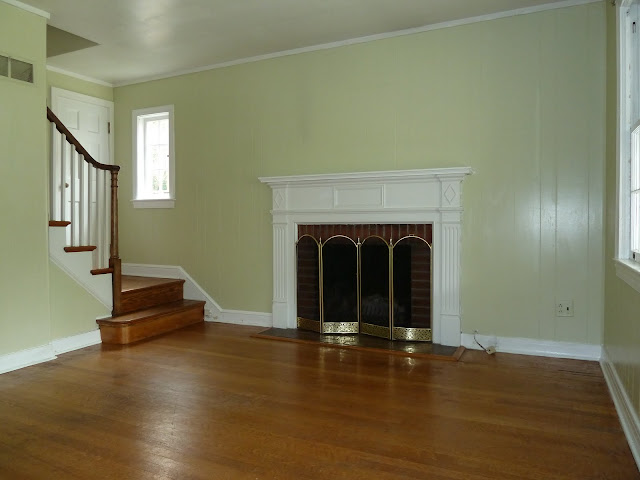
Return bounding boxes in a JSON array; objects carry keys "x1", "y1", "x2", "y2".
[{"x1": 97, "y1": 276, "x2": 205, "y2": 345}]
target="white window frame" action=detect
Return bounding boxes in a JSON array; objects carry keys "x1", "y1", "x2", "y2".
[
  {"x1": 132, "y1": 105, "x2": 175, "y2": 208},
  {"x1": 616, "y1": 0, "x2": 640, "y2": 293}
]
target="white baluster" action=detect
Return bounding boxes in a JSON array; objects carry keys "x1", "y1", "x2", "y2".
[
  {"x1": 79, "y1": 156, "x2": 87, "y2": 245},
  {"x1": 103, "y1": 171, "x2": 110, "y2": 268},
  {"x1": 60, "y1": 134, "x2": 67, "y2": 223},
  {"x1": 70, "y1": 148, "x2": 77, "y2": 246},
  {"x1": 50, "y1": 124, "x2": 57, "y2": 220}
]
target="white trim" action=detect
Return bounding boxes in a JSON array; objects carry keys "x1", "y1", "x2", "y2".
[
  {"x1": 259, "y1": 167, "x2": 474, "y2": 187},
  {"x1": 615, "y1": 258, "x2": 640, "y2": 293},
  {"x1": 220, "y1": 310, "x2": 273, "y2": 327},
  {"x1": 132, "y1": 199, "x2": 175, "y2": 209},
  {"x1": 50, "y1": 87, "x2": 115, "y2": 166},
  {"x1": 46, "y1": 65, "x2": 114, "y2": 88},
  {"x1": 121, "y1": 263, "x2": 273, "y2": 327},
  {"x1": 115, "y1": 0, "x2": 601, "y2": 87},
  {"x1": 601, "y1": 348, "x2": 640, "y2": 470},
  {"x1": 51, "y1": 329, "x2": 101, "y2": 355},
  {"x1": 121, "y1": 263, "x2": 223, "y2": 320},
  {"x1": 0, "y1": 0, "x2": 50, "y2": 19},
  {"x1": 0, "y1": 344, "x2": 56, "y2": 375},
  {"x1": 0, "y1": 330, "x2": 104, "y2": 375},
  {"x1": 461, "y1": 333, "x2": 602, "y2": 361}
]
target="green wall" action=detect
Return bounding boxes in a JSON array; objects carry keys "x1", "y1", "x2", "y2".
[
  {"x1": 49, "y1": 261, "x2": 109, "y2": 339},
  {"x1": 604, "y1": 3, "x2": 640, "y2": 423},
  {"x1": 114, "y1": 3, "x2": 606, "y2": 344},
  {"x1": 0, "y1": 3, "x2": 50, "y2": 354}
]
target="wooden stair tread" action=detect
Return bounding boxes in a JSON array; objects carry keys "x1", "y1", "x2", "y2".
[
  {"x1": 91, "y1": 268, "x2": 113, "y2": 275},
  {"x1": 98, "y1": 299, "x2": 205, "y2": 326},
  {"x1": 121, "y1": 275, "x2": 185, "y2": 293},
  {"x1": 49, "y1": 220, "x2": 71, "y2": 227},
  {"x1": 64, "y1": 245, "x2": 97, "y2": 252}
]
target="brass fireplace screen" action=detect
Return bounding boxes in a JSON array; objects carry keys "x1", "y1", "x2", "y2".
[{"x1": 296, "y1": 224, "x2": 432, "y2": 342}]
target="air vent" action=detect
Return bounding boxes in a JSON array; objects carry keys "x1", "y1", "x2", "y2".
[{"x1": 0, "y1": 55, "x2": 33, "y2": 84}]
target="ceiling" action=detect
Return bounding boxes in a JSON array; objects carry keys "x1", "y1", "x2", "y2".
[{"x1": 21, "y1": 0, "x2": 587, "y2": 86}]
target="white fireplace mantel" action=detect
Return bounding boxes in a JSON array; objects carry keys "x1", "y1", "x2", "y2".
[{"x1": 259, "y1": 167, "x2": 473, "y2": 346}]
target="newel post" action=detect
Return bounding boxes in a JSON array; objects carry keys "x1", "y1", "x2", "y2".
[{"x1": 110, "y1": 170, "x2": 122, "y2": 314}]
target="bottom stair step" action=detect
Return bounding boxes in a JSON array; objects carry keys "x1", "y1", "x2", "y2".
[{"x1": 97, "y1": 299, "x2": 205, "y2": 345}]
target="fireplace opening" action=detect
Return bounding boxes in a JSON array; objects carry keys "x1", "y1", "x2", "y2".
[{"x1": 296, "y1": 224, "x2": 432, "y2": 341}]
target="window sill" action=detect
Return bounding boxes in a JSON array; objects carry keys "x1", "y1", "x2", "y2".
[
  {"x1": 614, "y1": 258, "x2": 640, "y2": 294},
  {"x1": 132, "y1": 199, "x2": 175, "y2": 209}
]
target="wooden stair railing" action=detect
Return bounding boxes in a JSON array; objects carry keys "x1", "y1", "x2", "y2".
[{"x1": 47, "y1": 107, "x2": 122, "y2": 314}]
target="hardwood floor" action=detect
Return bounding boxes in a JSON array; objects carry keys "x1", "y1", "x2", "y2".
[{"x1": 0, "y1": 323, "x2": 637, "y2": 479}]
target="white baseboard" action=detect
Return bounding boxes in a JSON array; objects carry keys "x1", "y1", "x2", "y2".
[
  {"x1": 0, "y1": 344, "x2": 57, "y2": 375},
  {"x1": 219, "y1": 310, "x2": 272, "y2": 327},
  {"x1": 51, "y1": 329, "x2": 102, "y2": 355},
  {"x1": 121, "y1": 263, "x2": 273, "y2": 327},
  {"x1": 461, "y1": 333, "x2": 602, "y2": 361},
  {"x1": 0, "y1": 330, "x2": 104, "y2": 375},
  {"x1": 601, "y1": 348, "x2": 640, "y2": 471}
]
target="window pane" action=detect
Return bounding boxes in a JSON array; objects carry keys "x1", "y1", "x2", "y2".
[
  {"x1": 633, "y1": 126, "x2": 640, "y2": 191},
  {"x1": 143, "y1": 116, "x2": 170, "y2": 195},
  {"x1": 0, "y1": 56, "x2": 7, "y2": 77},
  {"x1": 10, "y1": 58, "x2": 33, "y2": 83}
]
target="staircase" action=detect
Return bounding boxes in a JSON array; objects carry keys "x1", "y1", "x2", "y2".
[
  {"x1": 47, "y1": 107, "x2": 205, "y2": 344},
  {"x1": 97, "y1": 276, "x2": 204, "y2": 344}
]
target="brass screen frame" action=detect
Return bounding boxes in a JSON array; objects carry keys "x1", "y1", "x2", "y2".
[{"x1": 295, "y1": 229, "x2": 433, "y2": 342}]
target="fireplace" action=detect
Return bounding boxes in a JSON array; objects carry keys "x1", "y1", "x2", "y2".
[
  {"x1": 259, "y1": 167, "x2": 473, "y2": 347},
  {"x1": 296, "y1": 224, "x2": 432, "y2": 341}
]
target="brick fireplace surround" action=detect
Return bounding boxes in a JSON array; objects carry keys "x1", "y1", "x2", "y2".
[{"x1": 259, "y1": 168, "x2": 473, "y2": 347}]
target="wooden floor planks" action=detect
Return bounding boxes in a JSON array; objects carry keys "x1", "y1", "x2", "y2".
[{"x1": 0, "y1": 323, "x2": 637, "y2": 479}]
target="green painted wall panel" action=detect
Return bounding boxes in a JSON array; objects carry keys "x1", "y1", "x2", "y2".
[
  {"x1": 49, "y1": 262, "x2": 109, "y2": 339},
  {"x1": 114, "y1": 4, "x2": 606, "y2": 344},
  {"x1": 0, "y1": 3, "x2": 50, "y2": 354}
]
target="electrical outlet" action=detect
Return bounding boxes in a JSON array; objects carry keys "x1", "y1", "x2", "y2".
[{"x1": 556, "y1": 301, "x2": 574, "y2": 317}]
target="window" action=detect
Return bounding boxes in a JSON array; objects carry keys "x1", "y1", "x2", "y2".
[
  {"x1": 0, "y1": 54, "x2": 34, "y2": 84},
  {"x1": 616, "y1": 1, "x2": 640, "y2": 291},
  {"x1": 132, "y1": 105, "x2": 175, "y2": 208}
]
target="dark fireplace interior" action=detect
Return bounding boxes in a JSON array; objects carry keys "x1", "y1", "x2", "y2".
[{"x1": 296, "y1": 224, "x2": 432, "y2": 341}]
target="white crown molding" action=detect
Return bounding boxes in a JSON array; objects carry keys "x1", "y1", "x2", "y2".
[
  {"x1": 114, "y1": 0, "x2": 601, "y2": 88},
  {"x1": 461, "y1": 333, "x2": 602, "y2": 361},
  {"x1": 46, "y1": 65, "x2": 114, "y2": 88},
  {"x1": 0, "y1": 0, "x2": 49, "y2": 19},
  {"x1": 601, "y1": 348, "x2": 640, "y2": 470}
]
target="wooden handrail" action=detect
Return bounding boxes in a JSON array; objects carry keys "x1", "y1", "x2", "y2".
[
  {"x1": 47, "y1": 107, "x2": 120, "y2": 172},
  {"x1": 47, "y1": 106, "x2": 122, "y2": 315}
]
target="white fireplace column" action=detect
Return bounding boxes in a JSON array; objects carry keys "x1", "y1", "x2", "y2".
[{"x1": 259, "y1": 167, "x2": 473, "y2": 347}]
